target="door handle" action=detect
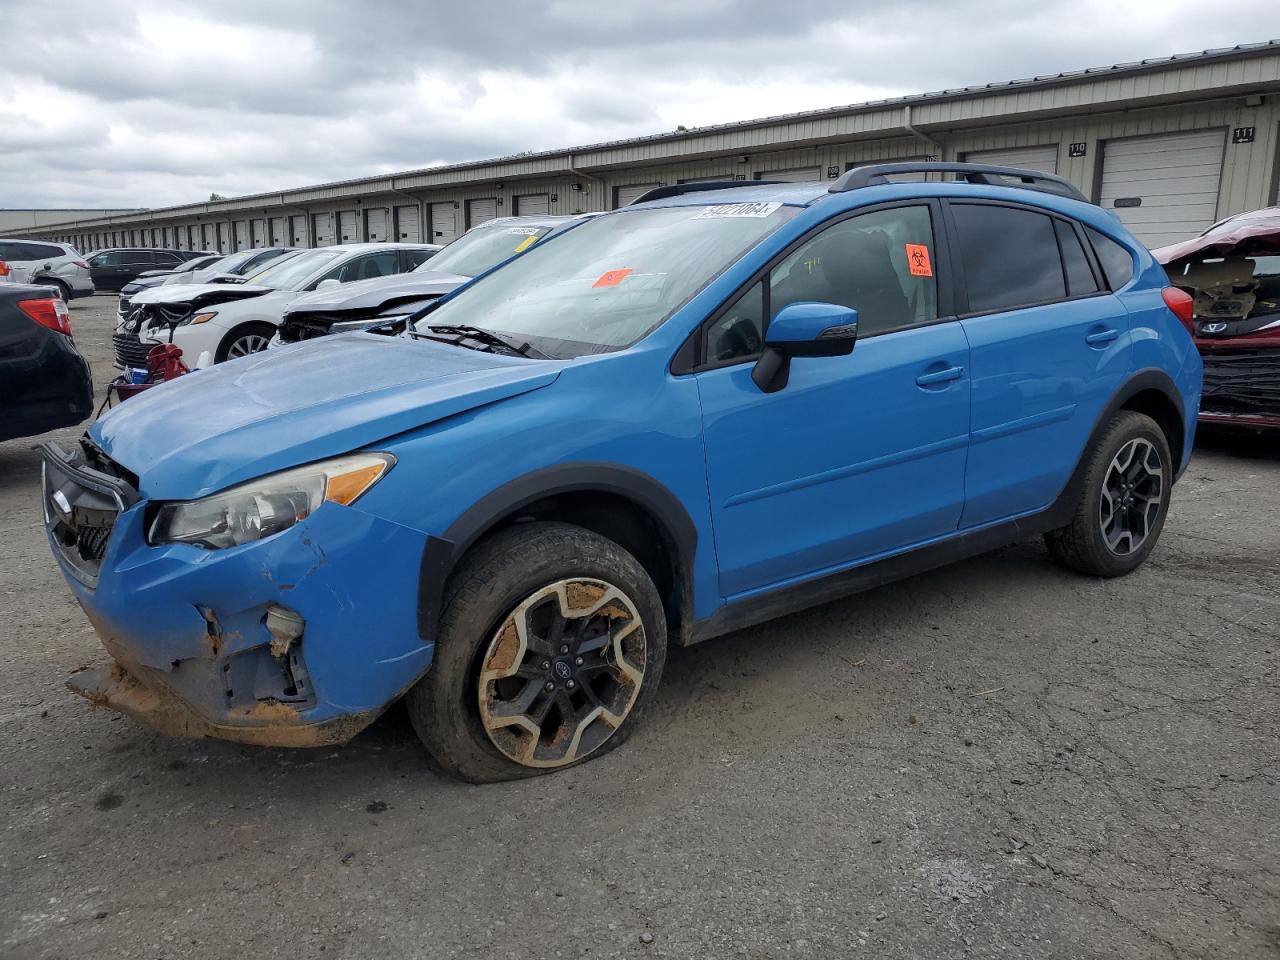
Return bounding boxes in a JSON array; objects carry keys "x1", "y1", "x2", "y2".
[
  {"x1": 916, "y1": 365, "x2": 965, "y2": 387},
  {"x1": 1085, "y1": 328, "x2": 1120, "y2": 346}
]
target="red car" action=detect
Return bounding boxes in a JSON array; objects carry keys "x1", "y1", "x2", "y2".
[{"x1": 1153, "y1": 208, "x2": 1280, "y2": 435}]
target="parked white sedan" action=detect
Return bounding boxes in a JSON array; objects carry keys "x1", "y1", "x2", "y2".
[{"x1": 115, "y1": 243, "x2": 441, "y2": 368}]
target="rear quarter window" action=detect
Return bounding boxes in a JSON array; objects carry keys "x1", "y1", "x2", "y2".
[{"x1": 1085, "y1": 226, "x2": 1134, "y2": 290}]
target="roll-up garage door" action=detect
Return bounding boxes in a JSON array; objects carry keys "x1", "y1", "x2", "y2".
[
  {"x1": 962, "y1": 145, "x2": 1059, "y2": 174},
  {"x1": 289, "y1": 215, "x2": 307, "y2": 247},
  {"x1": 395, "y1": 205, "x2": 421, "y2": 242},
  {"x1": 338, "y1": 210, "x2": 359, "y2": 243},
  {"x1": 269, "y1": 217, "x2": 285, "y2": 245},
  {"x1": 312, "y1": 213, "x2": 335, "y2": 247},
  {"x1": 201, "y1": 223, "x2": 215, "y2": 251},
  {"x1": 1098, "y1": 130, "x2": 1225, "y2": 248},
  {"x1": 754, "y1": 167, "x2": 821, "y2": 183},
  {"x1": 188, "y1": 225, "x2": 199, "y2": 250},
  {"x1": 513, "y1": 193, "x2": 550, "y2": 215},
  {"x1": 234, "y1": 222, "x2": 248, "y2": 250},
  {"x1": 365, "y1": 207, "x2": 388, "y2": 242},
  {"x1": 251, "y1": 219, "x2": 266, "y2": 248},
  {"x1": 429, "y1": 203, "x2": 457, "y2": 244},
  {"x1": 466, "y1": 198, "x2": 498, "y2": 228},
  {"x1": 614, "y1": 183, "x2": 660, "y2": 208}
]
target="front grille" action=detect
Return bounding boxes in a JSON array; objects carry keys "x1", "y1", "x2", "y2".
[
  {"x1": 113, "y1": 331, "x2": 154, "y2": 369},
  {"x1": 42, "y1": 442, "x2": 139, "y2": 586},
  {"x1": 1202, "y1": 349, "x2": 1280, "y2": 418}
]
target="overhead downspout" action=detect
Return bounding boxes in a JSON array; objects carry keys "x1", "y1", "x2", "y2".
[
  {"x1": 566, "y1": 153, "x2": 603, "y2": 183},
  {"x1": 903, "y1": 104, "x2": 942, "y2": 159}
]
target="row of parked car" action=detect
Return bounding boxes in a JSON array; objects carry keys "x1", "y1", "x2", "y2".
[{"x1": 30, "y1": 163, "x2": 1213, "y2": 783}]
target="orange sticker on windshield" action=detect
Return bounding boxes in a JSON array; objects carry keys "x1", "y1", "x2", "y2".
[
  {"x1": 593, "y1": 268, "x2": 633, "y2": 288},
  {"x1": 905, "y1": 244, "x2": 932, "y2": 277}
]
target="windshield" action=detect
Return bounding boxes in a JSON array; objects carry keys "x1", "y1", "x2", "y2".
[
  {"x1": 418, "y1": 203, "x2": 794, "y2": 358},
  {"x1": 247, "y1": 248, "x2": 344, "y2": 290},
  {"x1": 413, "y1": 222, "x2": 554, "y2": 278}
]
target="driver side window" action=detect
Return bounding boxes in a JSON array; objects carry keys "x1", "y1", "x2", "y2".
[
  {"x1": 770, "y1": 205, "x2": 938, "y2": 337},
  {"x1": 701, "y1": 205, "x2": 941, "y2": 366}
]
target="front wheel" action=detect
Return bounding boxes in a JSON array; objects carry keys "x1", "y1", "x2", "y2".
[
  {"x1": 217, "y1": 322, "x2": 275, "y2": 362},
  {"x1": 1045, "y1": 411, "x2": 1172, "y2": 577},
  {"x1": 406, "y1": 522, "x2": 667, "y2": 783}
]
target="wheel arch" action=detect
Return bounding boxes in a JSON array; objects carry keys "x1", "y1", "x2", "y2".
[
  {"x1": 215, "y1": 318, "x2": 277, "y2": 362},
  {"x1": 419, "y1": 463, "x2": 698, "y2": 646},
  {"x1": 1048, "y1": 368, "x2": 1187, "y2": 528}
]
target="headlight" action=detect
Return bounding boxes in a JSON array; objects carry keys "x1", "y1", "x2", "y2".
[
  {"x1": 189, "y1": 311, "x2": 217, "y2": 325},
  {"x1": 331, "y1": 315, "x2": 408, "y2": 333},
  {"x1": 148, "y1": 452, "x2": 394, "y2": 549}
]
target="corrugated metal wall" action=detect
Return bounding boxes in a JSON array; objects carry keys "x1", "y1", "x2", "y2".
[{"x1": 38, "y1": 60, "x2": 1280, "y2": 254}]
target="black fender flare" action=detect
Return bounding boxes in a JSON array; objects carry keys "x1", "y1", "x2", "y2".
[
  {"x1": 417, "y1": 462, "x2": 699, "y2": 640},
  {"x1": 1044, "y1": 367, "x2": 1187, "y2": 529}
]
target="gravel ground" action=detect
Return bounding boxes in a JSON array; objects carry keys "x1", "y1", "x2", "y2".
[{"x1": 1, "y1": 296, "x2": 1277, "y2": 960}]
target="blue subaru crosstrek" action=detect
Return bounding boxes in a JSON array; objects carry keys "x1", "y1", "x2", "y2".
[{"x1": 43, "y1": 163, "x2": 1203, "y2": 782}]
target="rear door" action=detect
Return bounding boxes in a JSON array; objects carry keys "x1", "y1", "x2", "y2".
[
  {"x1": 946, "y1": 201, "x2": 1129, "y2": 527},
  {"x1": 696, "y1": 202, "x2": 971, "y2": 597}
]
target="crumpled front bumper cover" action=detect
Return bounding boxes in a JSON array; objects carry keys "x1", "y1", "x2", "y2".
[
  {"x1": 67, "y1": 659, "x2": 380, "y2": 748},
  {"x1": 45, "y1": 444, "x2": 435, "y2": 747}
]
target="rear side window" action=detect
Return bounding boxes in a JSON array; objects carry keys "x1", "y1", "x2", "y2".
[
  {"x1": 1055, "y1": 220, "x2": 1100, "y2": 297},
  {"x1": 1085, "y1": 226, "x2": 1134, "y2": 290},
  {"x1": 951, "y1": 204, "x2": 1065, "y2": 313},
  {"x1": 402, "y1": 247, "x2": 437, "y2": 270}
]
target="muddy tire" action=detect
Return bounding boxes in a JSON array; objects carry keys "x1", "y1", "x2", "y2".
[
  {"x1": 405, "y1": 522, "x2": 667, "y2": 783},
  {"x1": 1045, "y1": 411, "x2": 1172, "y2": 577}
]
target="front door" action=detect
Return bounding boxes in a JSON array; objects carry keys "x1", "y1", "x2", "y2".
[{"x1": 696, "y1": 203, "x2": 971, "y2": 599}]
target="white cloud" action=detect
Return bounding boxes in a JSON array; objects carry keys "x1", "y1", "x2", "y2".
[{"x1": 0, "y1": 0, "x2": 1270, "y2": 208}]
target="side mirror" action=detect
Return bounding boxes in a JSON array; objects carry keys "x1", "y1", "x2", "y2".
[
  {"x1": 752, "y1": 301, "x2": 858, "y2": 393},
  {"x1": 315, "y1": 278, "x2": 341, "y2": 291}
]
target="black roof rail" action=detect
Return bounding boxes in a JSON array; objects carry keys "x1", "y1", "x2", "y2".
[
  {"x1": 830, "y1": 162, "x2": 1089, "y2": 203},
  {"x1": 630, "y1": 180, "x2": 783, "y2": 205}
]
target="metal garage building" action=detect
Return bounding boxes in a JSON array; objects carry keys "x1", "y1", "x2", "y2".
[{"x1": 22, "y1": 41, "x2": 1280, "y2": 254}]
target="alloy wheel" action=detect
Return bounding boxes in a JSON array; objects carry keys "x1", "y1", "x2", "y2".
[
  {"x1": 477, "y1": 578, "x2": 647, "y2": 769},
  {"x1": 1099, "y1": 438, "x2": 1164, "y2": 556},
  {"x1": 227, "y1": 333, "x2": 271, "y2": 358}
]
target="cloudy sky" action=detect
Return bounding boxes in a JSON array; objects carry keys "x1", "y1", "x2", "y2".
[{"x1": 0, "y1": 0, "x2": 1272, "y2": 210}]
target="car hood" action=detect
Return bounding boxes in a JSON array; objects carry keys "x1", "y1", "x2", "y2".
[
  {"x1": 1152, "y1": 210, "x2": 1280, "y2": 265},
  {"x1": 129, "y1": 282, "x2": 277, "y2": 308},
  {"x1": 91, "y1": 333, "x2": 561, "y2": 500},
  {"x1": 286, "y1": 270, "x2": 471, "y2": 315}
]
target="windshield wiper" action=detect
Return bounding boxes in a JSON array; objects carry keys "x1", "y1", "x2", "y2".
[{"x1": 408, "y1": 323, "x2": 550, "y2": 359}]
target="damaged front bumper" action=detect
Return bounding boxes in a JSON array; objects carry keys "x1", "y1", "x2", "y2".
[
  {"x1": 43, "y1": 442, "x2": 434, "y2": 747},
  {"x1": 1199, "y1": 348, "x2": 1280, "y2": 432}
]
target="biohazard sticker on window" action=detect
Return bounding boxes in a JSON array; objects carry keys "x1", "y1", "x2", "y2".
[
  {"x1": 905, "y1": 243, "x2": 933, "y2": 277},
  {"x1": 592, "y1": 268, "x2": 633, "y2": 288},
  {"x1": 695, "y1": 202, "x2": 782, "y2": 219}
]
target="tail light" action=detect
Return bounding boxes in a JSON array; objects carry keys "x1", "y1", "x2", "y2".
[
  {"x1": 73, "y1": 259, "x2": 89, "y2": 269},
  {"x1": 0, "y1": 260, "x2": 10, "y2": 278},
  {"x1": 18, "y1": 296, "x2": 73, "y2": 336},
  {"x1": 1162, "y1": 287, "x2": 1195, "y2": 335}
]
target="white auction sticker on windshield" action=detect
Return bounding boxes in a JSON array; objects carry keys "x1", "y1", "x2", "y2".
[
  {"x1": 507, "y1": 227, "x2": 542, "y2": 235},
  {"x1": 696, "y1": 201, "x2": 782, "y2": 219}
]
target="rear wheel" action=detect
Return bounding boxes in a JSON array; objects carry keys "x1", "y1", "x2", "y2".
[
  {"x1": 1045, "y1": 411, "x2": 1172, "y2": 577},
  {"x1": 406, "y1": 522, "x2": 667, "y2": 783},
  {"x1": 37, "y1": 278, "x2": 69, "y2": 301},
  {"x1": 217, "y1": 322, "x2": 275, "y2": 362}
]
